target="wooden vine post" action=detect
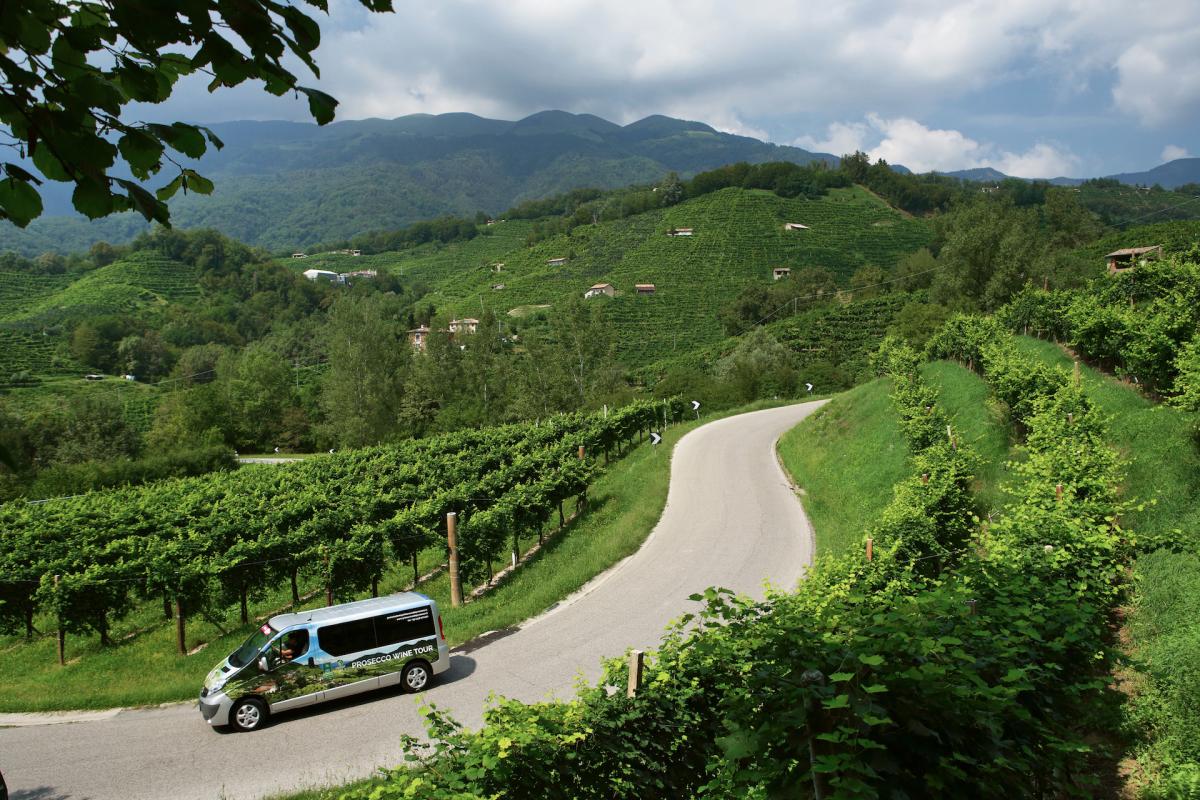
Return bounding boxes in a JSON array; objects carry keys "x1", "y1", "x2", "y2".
[
  {"x1": 447, "y1": 511, "x2": 463, "y2": 608},
  {"x1": 175, "y1": 596, "x2": 186, "y2": 655},
  {"x1": 626, "y1": 649, "x2": 644, "y2": 697},
  {"x1": 54, "y1": 574, "x2": 65, "y2": 666},
  {"x1": 865, "y1": 537, "x2": 874, "y2": 562}
]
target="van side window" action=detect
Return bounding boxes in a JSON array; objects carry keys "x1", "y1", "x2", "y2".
[
  {"x1": 317, "y1": 618, "x2": 375, "y2": 657},
  {"x1": 374, "y1": 606, "x2": 435, "y2": 646}
]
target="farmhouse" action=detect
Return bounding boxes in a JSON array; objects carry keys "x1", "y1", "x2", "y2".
[
  {"x1": 291, "y1": 252, "x2": 308, "y2": 259},
  {"x1": 449, "y1": 318, "x2": 480, "y2": 335},
  {"x1": 783, "y1": 223, "x2": 810, "y2": 231},
  {"x1": 408, "y1": 325, "x2": 432, "y2": 351},
  {"x1": 492, "y1": 263, "x2": 505, "y2": 272},
  {"x1": 666, "y1": 227, "x2": 694, "y2": 237},
  {"x1": 303, "y1": 268, "x2": 339, "y2": 282},
  {"x1": 492, "y1": 283, "x2": 506, "y2": 291},
  {"x1": 547, "y1": 257, "x2": 567, "y2": 266},
  {"x1": 1106, "y1": 245, "x2": 1163, "y2": 274},
  {"x1": 584, "y1": 283, "x2": 615, "y2": 299},
  {"x1": 635, "y1": 283, "x2": 656, "y2": 295},
  {"x1": 773, "y1": 267, "x2": 792, "y2": 280}
]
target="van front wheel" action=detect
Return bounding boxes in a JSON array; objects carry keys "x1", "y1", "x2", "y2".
[
  {"x1": 401, "y1": 661, "x2": 432, "y2": 693},
  {"x1": 230, "y1": 697, "x2": 268, "y2": 732}
]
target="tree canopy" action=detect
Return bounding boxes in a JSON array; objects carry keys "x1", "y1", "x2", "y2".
[{"x1": 0, "y1": 0, "x2": 391, "y2": 227}]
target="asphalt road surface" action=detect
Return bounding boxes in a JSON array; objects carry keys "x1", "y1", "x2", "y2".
[{"x1": 1, "y1": 401, "x2": 823, "y2": 800}]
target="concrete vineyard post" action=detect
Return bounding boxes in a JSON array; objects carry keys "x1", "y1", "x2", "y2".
[
  {"x1": 448, "y1": 512, "x2": 463, "y2": 608},
  {"x1": 626, "y1": 649, "x2": 644, "y2": 697}
]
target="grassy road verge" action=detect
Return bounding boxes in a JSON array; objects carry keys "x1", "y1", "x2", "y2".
[{"x1": 777, "y1": 361, "x2": 1010, "y2": 558}]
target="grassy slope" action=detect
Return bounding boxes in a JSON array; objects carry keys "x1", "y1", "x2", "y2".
[
  {"x1": 778, "y1": 361, "x2": 1011, "y2": 558},
  {"x1": 0, "y1": 402, "x2": 776, "y2": 712}
]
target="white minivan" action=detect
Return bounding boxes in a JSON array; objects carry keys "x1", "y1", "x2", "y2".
[{"x1": 199, "y1": 592, "x2": 450, "y2": 731}]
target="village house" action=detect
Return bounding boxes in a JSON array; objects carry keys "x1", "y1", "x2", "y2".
[
  {"x1": 1106, "y1": 245, "x2": 1163, "y2": 274},
  {"x1": 492, "y1": 283, "x2": 506, "y2": 291},
  {"x1": 492, "y1": 263, "x2": 505, "y2": 273},
  {"x1": 783, "y1": 223, "x2": 810, "y2": 232},
  {"x1": 666, "y1": 227, "x2": 694, "y2": 236},
  {"x1": 547, "y1": 257, "x2": 567, "y2": 266},
  {"x1": 635, "y1": 283, "x2": 656, "y2": 295},
  {"x1": 449, "y1": 318, "x2": 480, "y2": 335},
  {"x1": 291, "y1": 252, "x2": 308, "y2": 259},
  {"x1": 408, "y1": 325, "x2": 431, "y2": 351},
  {"x1": 584, "y1": 283, "x2": 615, "y2": 299},
  {"x1": 302, "y1": 268, "x2": 339, "y2": 282},
  {"x1": 773, "y1": 267, "x2": 792, "y2": 280}
]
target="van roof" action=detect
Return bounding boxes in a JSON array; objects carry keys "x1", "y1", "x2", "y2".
[{"x1": 269, "y1": 592, "x2": 433, "y2": 630}]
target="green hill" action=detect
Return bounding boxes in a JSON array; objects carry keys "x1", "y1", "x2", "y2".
[
  {"x1": 0, "y1": 252, "x2": 199, "y2": 330},
  {"x1": 0, "y1": 252, "x2": 202, "y2": 383},
  {"x1": 361, "y1": 186, "x2": 930, "y2": 366}
]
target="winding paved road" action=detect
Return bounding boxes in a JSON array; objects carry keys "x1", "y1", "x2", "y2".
[{"x1": 1, "y1": 401, "x2": 823, "y2": 800}]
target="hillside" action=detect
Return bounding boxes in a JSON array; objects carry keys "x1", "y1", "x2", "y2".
[
  {"x1": 0, "y1": 252, "x2": 204, "y2": 381},
  {"x1": 363, "y1": 186, "x2": 931, "y2": 367},
  {"x1": 0, "y1": 111, "x2": 836, "y2": 255}
]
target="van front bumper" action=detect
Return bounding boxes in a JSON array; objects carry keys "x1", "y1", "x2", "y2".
[{"x1": 199, "y1": 690, "x2": 233, "y2": 727}]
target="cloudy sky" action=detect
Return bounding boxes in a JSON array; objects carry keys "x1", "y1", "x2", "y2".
[{"x1": 148, "y1": 0, "x2": 1199, "y2": 178}]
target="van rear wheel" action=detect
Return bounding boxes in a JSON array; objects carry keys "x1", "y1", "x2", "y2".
[
  {"x1": 230, "y1": 697, "x2": 268, "y2": 732},
  {"x1": 401, "y1": 661, "x2": 432, "y2": 693}
]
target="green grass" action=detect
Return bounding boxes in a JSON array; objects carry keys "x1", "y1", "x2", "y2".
[
  {"x1": 777, "y1": 360, "x2": 1013, "y2": 558},
  {"x1": 922, "y1": 360, "x2": 1013, "y2": 513},
  {"x1": 0, "y1": 402, "x2": 777, "y2": 712},
  {"x1": 777, "y1": 377, "x2": 908, "y2": 557}
]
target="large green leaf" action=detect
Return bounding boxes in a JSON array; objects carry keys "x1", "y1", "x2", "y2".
[{"x1": 0, "y1": 177, "x2": 44, "y2": 226}]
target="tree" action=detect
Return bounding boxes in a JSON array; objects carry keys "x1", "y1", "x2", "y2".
[
  {"x1": 850, "y1": 265, "x2": 887, "y2": 299},
  {"x1": 716, "y1": 328, "x2": 798, "y2": 402},
  {"x1": 319, "y1": 294, "x2": 410, "y2": 447},
  {"x1": 0, "y1": 0, "x2": 393, "y2": 228}
]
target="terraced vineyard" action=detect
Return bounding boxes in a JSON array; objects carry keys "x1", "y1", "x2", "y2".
[
  {"x1": 300, "y1": 221, "x2": 535, "y2": 290},
  {"x1": 414, "y1": 187, "x2": 930, "y2": 365},
  {"x1": 0, "y1": 252, "x2": 200, "y2": 329}
]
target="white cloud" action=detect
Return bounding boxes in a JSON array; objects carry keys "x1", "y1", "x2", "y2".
[
  {"x1": 1112, "y1": 28, "x2": 1200, "y2": 126},
  {"x1": 794, "y1": 122, "x2": 869, "y2": 156},
  {"x1": 1162, "y1": 144, "x2": 1191, "y2": 162},
  {"x1": 802, "y1": 115, "x2": 1079, "y2": 177},
  {"x1": 139, "y1": 0, "x2": 1200, "y2": 159}
]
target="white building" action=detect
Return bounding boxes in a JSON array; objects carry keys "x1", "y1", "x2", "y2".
[
  {"x1": 584, "y1": 283, "x2": 615, "y2": 299},
  {"x1": 303, "y1": 269, "x2": 339, "y2": 282}
]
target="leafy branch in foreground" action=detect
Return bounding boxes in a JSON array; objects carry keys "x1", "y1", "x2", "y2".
[{"x1": 0, "y1": 0, "x2": 393, "y2": 227}]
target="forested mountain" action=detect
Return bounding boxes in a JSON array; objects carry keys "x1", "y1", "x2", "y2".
[{"x1": 0, "y1": 111, "x2": 836, "y2": 255}]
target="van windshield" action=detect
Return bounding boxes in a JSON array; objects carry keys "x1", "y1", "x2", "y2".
[{"x1": 229, "y1": 624, "x2": 275, "y2": 668}]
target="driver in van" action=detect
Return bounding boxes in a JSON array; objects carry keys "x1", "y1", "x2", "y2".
[{"x1": 280, "y1": 631, "x2": 307, "y2": 662}]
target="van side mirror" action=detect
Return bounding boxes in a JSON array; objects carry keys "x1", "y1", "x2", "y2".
[
  {"x1": 258, "y1": 656, "x2": 269, "y2": 673},
  {"x1": 307, "y1": 657, "x2": 315, "y2": 667}
]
